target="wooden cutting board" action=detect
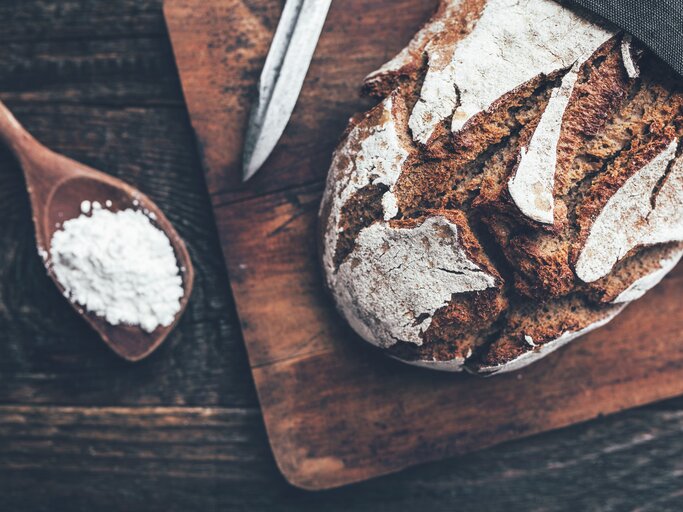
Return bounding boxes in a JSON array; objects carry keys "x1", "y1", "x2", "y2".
[{"x1": 164, "y1": 0, "x2": 683, "y2": 490}]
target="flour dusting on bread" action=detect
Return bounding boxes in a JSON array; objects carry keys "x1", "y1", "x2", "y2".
[
  {"x1": 508, "y1": 61, "x2": 585, "y2": 224},
  {"x1": 621, "y1": 34, "x2": 640, "y2": 79},
  {"x1": 477, "y1": 304, "x2": 626, "y2": 375},
  {"x1": 365, "y1": 0, "x2": 466, "y2": 88},
  {"x1": 613, "y1": 249, "x2": 683, "y2": 303},
  {"x1": 410, "y1": 0, "x2": 614, "y2": 144},
  {"x1": 320, "y1": 0, "x2": 683, "y2": 374},
  {"x1": 334, "y1": 217, "x2": 497, "y2": 348},
  {"x1": 576, "y1": 139, "x2": 683, "y2": 283},
  {"x1": 320, "y1": 93, "x2": 410, "y2": 275}
]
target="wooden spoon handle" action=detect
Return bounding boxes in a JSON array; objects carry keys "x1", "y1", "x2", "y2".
[{"x1": 0, "y1": 99, "x2": 37, "y2": 156}]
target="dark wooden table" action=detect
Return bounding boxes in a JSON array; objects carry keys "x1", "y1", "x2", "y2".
[{"x1": 1, "y1": 2, "x2": 682, "y2": 510}]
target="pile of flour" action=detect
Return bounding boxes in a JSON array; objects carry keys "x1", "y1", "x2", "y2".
[{"x1": 49, "y1": 202, "x2": 184, "y2": 333}]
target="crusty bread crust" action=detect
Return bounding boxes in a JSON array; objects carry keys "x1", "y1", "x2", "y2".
[{"x1": 320, "y1": 0, "x2": 683, "y2": 374}]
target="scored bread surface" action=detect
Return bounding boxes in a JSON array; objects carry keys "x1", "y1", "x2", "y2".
[{"x1": 319, "y1": 0, "x2": 683, "y2": 374}]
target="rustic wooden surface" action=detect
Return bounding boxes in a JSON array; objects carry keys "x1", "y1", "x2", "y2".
[
  {"x1": 0, "y1": 0, "x2": 682, "y2": 509},
  {"x1": 164, "y1": 0, "x2": 683, "y2": 491}
]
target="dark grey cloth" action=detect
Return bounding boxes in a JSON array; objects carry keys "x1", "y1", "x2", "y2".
[{"x1": 566, "y1": 0, "x2": 683, "y2": 76}]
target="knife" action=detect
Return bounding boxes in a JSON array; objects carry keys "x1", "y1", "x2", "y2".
[{"x1": 242, "y1": 0, "x2": 333, "y2": 182}]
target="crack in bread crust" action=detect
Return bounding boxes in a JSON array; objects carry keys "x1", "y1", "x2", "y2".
[
  {"x1": 332, "y1": 214, "x2": 500, "y2": 348},
  {"x1": 409, "y1": 0, "x2": 614, "y2": 144},
  {"x1": 319, "y1": 0, "x2": 683, "y2": 374},
  {"x1": 575, "y1": 138, "x2": 683, "y2": 283}
]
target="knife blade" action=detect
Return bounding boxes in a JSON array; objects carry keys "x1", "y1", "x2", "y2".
[{"x1": 242, "y1": 0, "x2": 333, "y2": 182}]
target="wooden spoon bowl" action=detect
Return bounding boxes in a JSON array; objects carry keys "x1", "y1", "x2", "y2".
[{"x1": 0, "y1": 100, "x2": 195, "y2": 362}]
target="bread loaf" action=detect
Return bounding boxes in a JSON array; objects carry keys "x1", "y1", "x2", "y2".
[{"x1": 319, "y1": 0, "x2": 683, "y2": 374}]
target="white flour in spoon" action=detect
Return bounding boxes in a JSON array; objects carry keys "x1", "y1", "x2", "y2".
[{"x1": 49, "y1": 202, "x2": 184, "y2": 333}]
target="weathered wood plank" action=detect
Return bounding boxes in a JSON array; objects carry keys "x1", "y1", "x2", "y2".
[
  {"x1": 218, "y1": 182, "x2": 335, "y2": 366},
  {"x1": 0, "y1": 38, "x2": 183, "y2": 106},
  {"x1": 0, "y1": 1, "x2": 167, "y2": 42},
  {"x1": 2, "y1": 403, "x2": 683, "y2": 511},
  {"x1": 0, "y1": 103, "x2": 255, "y2": 407}
]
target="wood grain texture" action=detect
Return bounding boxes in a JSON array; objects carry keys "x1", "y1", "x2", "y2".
[
  {"x1": 0, "y1": 38, "x2": 183, "y2": 106},
  {"x1": 3, "y1": 403, "x2": 683, "y2": 511},
  {"x1": 166, "y1": 0, "x2": 683, "y2": 490},
  {"x1": 0, "y1": 1, "x2": 167, "y2": 42},
  {"x1": 1, "y1": 0, "x2": 683, "y2": 509}
]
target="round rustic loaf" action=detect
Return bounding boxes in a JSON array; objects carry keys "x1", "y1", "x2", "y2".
[{"x1": 319, "y1": 0, "x2": 683, "y2": 374}]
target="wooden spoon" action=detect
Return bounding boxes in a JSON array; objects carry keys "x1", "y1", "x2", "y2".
[{"x1": 0, "y1": 100, "x2": 195, "y2": 362}]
